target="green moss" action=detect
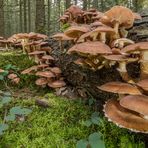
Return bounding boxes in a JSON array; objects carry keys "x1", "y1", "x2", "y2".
[{"x1": 0, "y1": 93, "x2": 93, "y2": 148}]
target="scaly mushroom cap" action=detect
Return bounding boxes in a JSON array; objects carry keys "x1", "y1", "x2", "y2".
[
  {"x1": 91, "y1": 26, "x2": 115, "y2": 34},
  {"x1": 98, "y1": 82, "x2": 142, "y2": 95},
  {"x1": 48, "y1": 80, "x2": 66, "y2": 88},
  {"x1": 64, "y1": 26, "x2": 90, "y2": 38},
  {"x1": 35, "y1": 78, "x2": 48, "y2": 86},
  {"x1": 67, "y1": 41, "x2": 112, "y2": 56},
  {"x1": 121, "y1": 42, "x2": 148, "y2": 53},
  {"x1": 49, "y1": 67, "x2": 62, "y2": 75},
  {"x1": 52, "y1": 33, "x2": 73, "y2": 41},
  {"x1": 15, "y1": 33, "x2": 29, "y2": 39},
  {"x1": 120, "y1": 95, "x2": 148, "y2": 118},
  {"x1": 100, "y1": 6, "x2": 134, "y2": 29},
  {"x1": 137, "y1": 79, "x2": 148, "y2": 91},
  {"x1": 42, "y1": 55, "x2": 54, "y2": 61},
  {"x1": 66, "y1": 5, "x2": 83, "y2": 18},
  {"x1": 8, "y1": 74, "x2": 18, "y2": 80},
  {"x1": 36, "y1": 71, "x2": 55, "y2": 78},
  {"x1": 104, "y1": 99, "x2": 148, "y2": 133}
]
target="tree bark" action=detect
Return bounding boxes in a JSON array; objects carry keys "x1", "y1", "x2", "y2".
[
  {"x1": 0, "y1": 0, "x2": 5, "y2": 36},
  {"x1": 35, "y1": 0, "x2": 45, "y2": 34},
  {"x1": 23, "y1": 0, "x2": 27, "y2": 32},
  {"x1": 28, "y1": 0, "x2": 31, "y2": 32},
  {"x1": 65, "y1": 0, "x2": 71, "y2": 9}
]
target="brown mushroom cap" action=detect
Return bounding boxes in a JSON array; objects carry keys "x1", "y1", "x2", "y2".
[
  {"x1": 104, "y1": 99, "x2": 148, "y2": 133},
  {"x1": 36, "y1": 71, "x2": 55, "y2": 78},
  {"x1": 8, "y1": 74, "x2": 18, "y2": 80},
  {"x1": 28, "y1": 51, "x2": 46, "y2": 56},
  {"x1": 48, "y1": 80, "x2": 66, "y2": 88},
  {"x1": 12, "y1": 77, "x2": 20, "y2": 84},
  {"x1": 67, "y1": 41, "x2": 112, "y2": 56},
  {"x1": 42, "y1": 55, "x2": 54, "y2": 61},
  {"x1": 100, "y1": 6, "x2": 134, "y2": 29},
  {"x1": 91, "y1": 26, "x2": 115, "y2": 34},
  {"x1": 52, "y1": 33, "x2": 73, "y2": 41},
  {"x1": 66, "y1": 5, "x2": 83, "y2": 18},
  {"x1": 21, "y1": 64, "x2": 49, "y2": 75},
  {"x1": 49, "y1": 67, "x2": 62, "y2": 75},
  {"x1": 0, "y1": 69, "x2": 4, "y2": 73},
  {"x1": 64, "y1": 26, "x2": 90, "y2": 38},
  {"x1": 121, "y1": 42, "x2": 148, "y2": 53},
  {"x1": 137, "y1": 79, "x2": 148, "y2": 91},
  {"x1": 98, "y1": 82, "x2": 142, "y2": 95},
  {"x1": 35, "y1": 78, "x2": 48, "y2": 86},
  {"x1": 120, "y1": 95, "x2": 148, "y2": 117},
  {"x1": 103, "y1": 54, "x2": 138, "y2": 62}
]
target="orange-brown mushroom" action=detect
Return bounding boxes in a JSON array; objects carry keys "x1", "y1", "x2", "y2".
[{"x1": 104, "y1": 99, "x2": 148, "y2": 133}]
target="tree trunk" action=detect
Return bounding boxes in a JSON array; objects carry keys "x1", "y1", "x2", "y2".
[
  {"x1": 46, "y1": 11, "x2": 148, "y2": 101},
  {"x1": 28, "y1": 0, "x2": 31, "y2": 32},
  {"x1": 65, "y1": 0, "x2": 71, "y2": 9},
  {"x1": 47, "y1": 0, "x2": 51, "y2": 35},
  {"x1": 92, "y1": 0, "x2": 99, "y2": 10},
  {"x1": 35, "y1": 0, "x2": 45, "y2": 34},
  {"x1": 83, "y1": 0, "x2": 87, "y2": 10},
  {"x1": 23, "y1": 0, "x2": 27, "y2": 32},
  {"x1": 0, "y1": 0, "x2": 5, "y2": 36}
]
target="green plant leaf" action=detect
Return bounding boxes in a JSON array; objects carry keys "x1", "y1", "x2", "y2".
[
  {"x1": 0, "y1": 75, "x2": 4, "y2": 80},
  {"x1": 0, "y1": 124, "x2": 8, "y2": 135},
  {"x1": 76, "y1": 139, "x2": 88, "y2": 148},
  {"x1": 1, "y1": 96, "x2": 12, "y2": 104},
  {"x1": 83, "y1": 119, "x2": 92, "y2": 127},
  {"x1": 10, "y1": 106, "x2": 32, "y2": 115},
  {"x1": 91, "y1": 112, "x2": 100, "y2": 125},
  {"x1": 2, "y1": 70, "x2": 9, "y2": 76},
  {"x1": 5, "y1": 114, "x2": 15, "y2": 121},
  {"x1": 3, "y1": 92, "x2": 11, "y2": 96},
  {"x1": 88, "y1": 132, "x2": 105, "y2": 148},
  {"x1": 4, "y1": 64, "x2": 12, "y2": 70}
]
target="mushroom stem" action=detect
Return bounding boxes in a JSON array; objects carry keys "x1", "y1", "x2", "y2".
[
  {"x1": 119, "y1": 27, "x2": 128, "y2": 38},
  {"x1": 118, "y1": 62, "x2": 134, "y2": 83},
  {"x1": 114, "y1": 22, "x2": 120, "y2": 39},
  {"x1": 140, "y1": 51, "x2": 148, "y2": 79},
  {"x1": 100, "y1": 32, "x2": 106, "y2": 43}
]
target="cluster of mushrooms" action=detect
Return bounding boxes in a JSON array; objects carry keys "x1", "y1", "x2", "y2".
[
  {"x1": 53, "y1": 5, "x2": 148, "y2": 133},
  {"x1": 19, "y1": 33, "x2": 66, "y2": 90},
  {"x1": 0, "y1": 68, "x2": 20, "y2": 84}
]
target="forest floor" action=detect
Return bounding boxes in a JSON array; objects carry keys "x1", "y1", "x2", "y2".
[{"x1": 0, "y1": 50, "x2": 146, "y2": 148}]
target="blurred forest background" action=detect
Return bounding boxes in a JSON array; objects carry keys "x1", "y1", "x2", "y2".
[{"x1": 0, "y1": 0, "x2": 148, "y2": 37}]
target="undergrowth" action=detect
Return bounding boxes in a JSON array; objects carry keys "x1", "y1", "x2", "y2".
[{"x1": 0, "y1": 50, "x2": 146, "y2": 148}]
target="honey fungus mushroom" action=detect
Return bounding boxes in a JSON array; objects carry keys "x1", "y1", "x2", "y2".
[
  {"x1": 104, "y1": 99, "x2": 148, "y2": 133},
  {"x1": 100, "y1": 6, "x2": 135, "y2": 38},
  {"x1": 52, "y1": 33, "x2": 73, "y2": 50},
  {"x1": 121, "y1": 42, "x2": 148, "y2": 79},
  {"x1": 103, "y1": 54, "x2": 138, "y2": 83},
  {"x1": 98, "y1": 81, "x2": 142, "y2": 99},
  {"x1": 120, "y1": 95, "x2": 148, "y2": 120},
  {"x1": 67, "y1": 41, "x2": 112, "y2": 70}
]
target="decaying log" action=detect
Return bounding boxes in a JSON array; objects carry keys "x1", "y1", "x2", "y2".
[{"x1": 47, "y1": 10, "x2": 148, "y2": 102}]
